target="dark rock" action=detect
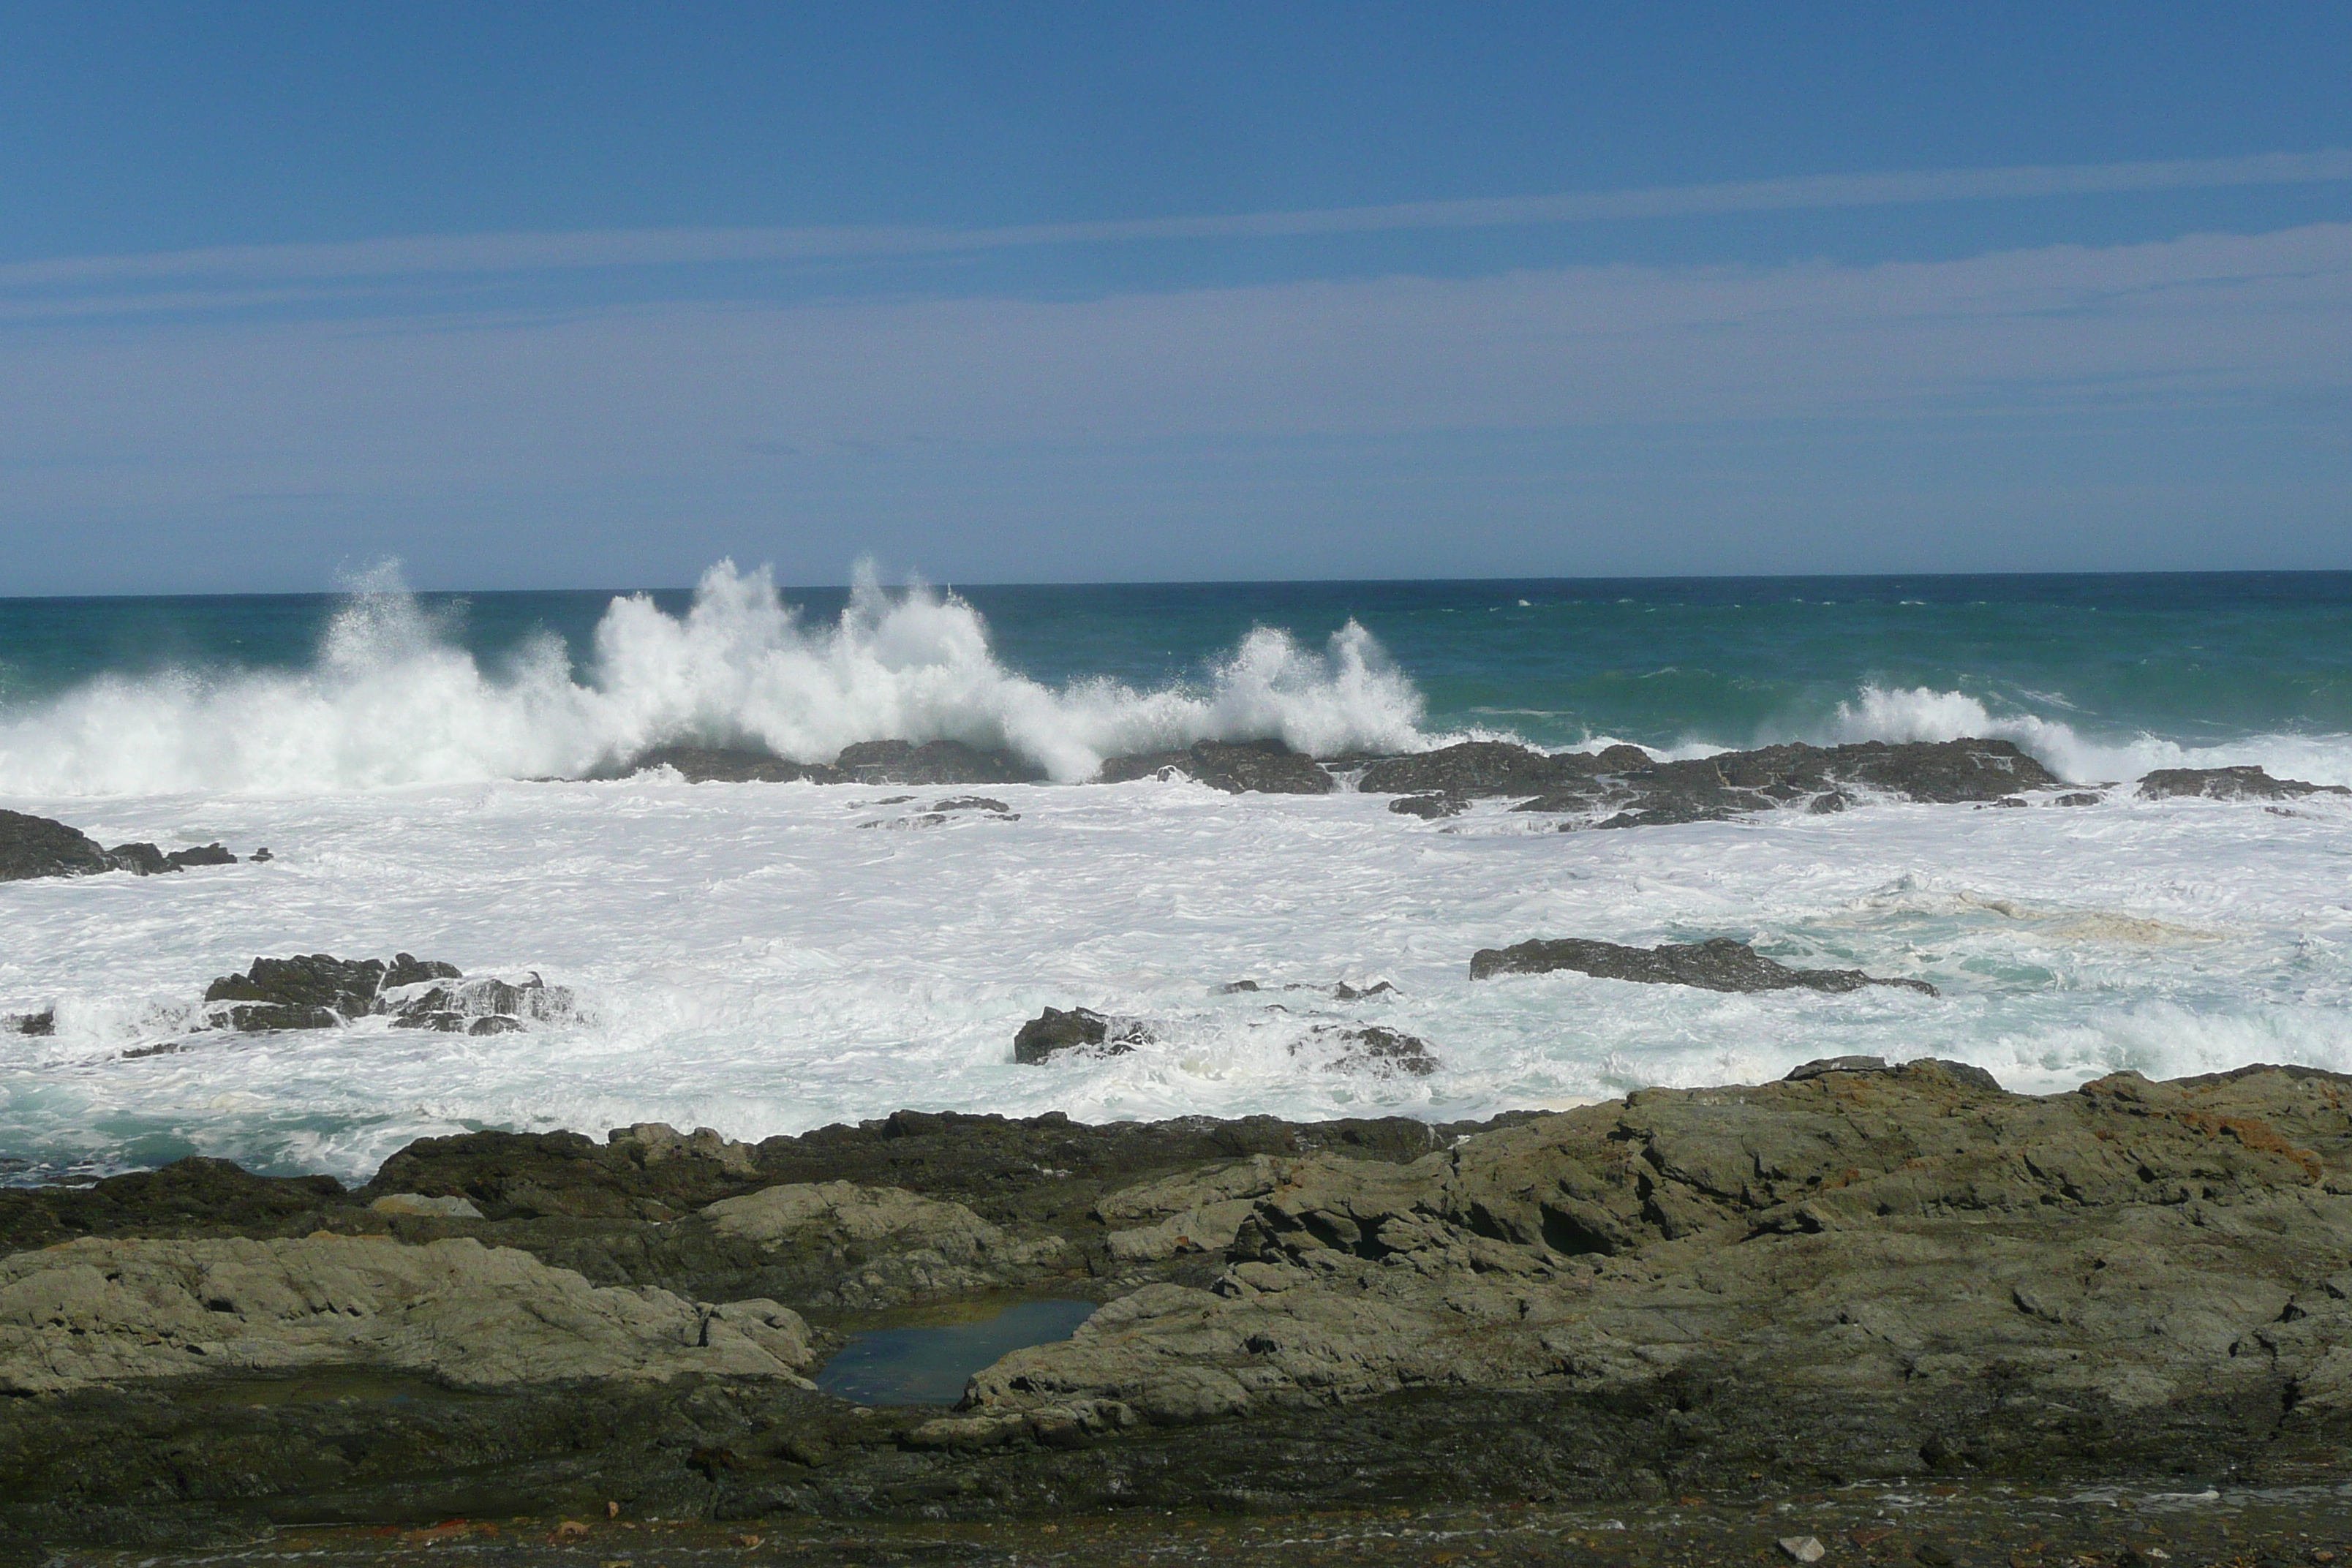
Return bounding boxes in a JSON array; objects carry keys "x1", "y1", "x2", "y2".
[
  {"x1": 1493, "y1": 739, "x2": 2065, "y2": 829},
  {"x1": 1294, "y1": 1024, "x2": 1437, "y2": 1076},
  {"x1": 213, "y1": 1002, "x2": 342, "y2": 1031},
  {"x1": 1785, "y1": 1055, "x2": 2002, "y2": 1090},
  {"x1": 1098, "y1": 739, "x2": 1335, "y2": 794},
  {"x1": 380, "y1": 973, "x2": 573, "y2": 1030},
  {"x1": 1330, "y1": 980, "x2": 1396, "y2": 1000},
  {"x1": 2136, "y1": 765, "x2": 2351, "y2": 802},
  {"x1": 393, "y1": 1011, "x2": 525, "y2": 1035},
  {"x1": 930, "y1": 796, "x2": 1011, "y2": 814},
  {"x1": 249, "y1": 846, "x2": 273, "y2": 862},
  {"x1": 8, "y1": 1011, "x2": 53, "y2": 1037},
  {"x1": 1469, "y1": 935, "x2": 1938, "y2": 995},
  {"x1": 204, "y1": 954, "x2": 388, "y2": 1023},
  {"x1": 103, "y1": 840, "x2": 174, "y2": 875},
  {"x1": 0, "y1": 809, "x2": 117, "y2": 881},
  {"x1": 1784, "y1": 1055, "x2": 1893, "y2": 1079},
  {"x1": 1989, "y1": 796, "x2": 2029, "y2": 808},
  {"x1": 833, "y1": 739, "x2": 1044, "y2": 785},
  {"x1": 1013, "y1": 1006, "x2": 1149, "y2": 1064},
  {"x1": 623, "y1": 744, "x2": 837, "y2": 783},
  {"x1": 1389, "y1": 792, "x2": 1469, "y2": 818},
  {"x1": 163, "y1": 843, "x2": 236, "y2": 868},
  {"x1": 1357, "y1": 741, "x2": 1638, "y2": 798},
  {"x1": 2053, "y1": 792, "x2": 2103, "y2": 807},
  {"x1": 382, "y1": 951, "x2": 464, "y2": 988}
]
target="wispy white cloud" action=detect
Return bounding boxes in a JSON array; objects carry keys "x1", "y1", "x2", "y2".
[{"x1": 4, "y1": 148, "x2": 2349, "y2": 302}]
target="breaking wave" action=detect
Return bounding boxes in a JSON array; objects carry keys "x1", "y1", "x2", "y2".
[{"x1": 0, "y1": 561, "x2": 1431, "y2": 796}]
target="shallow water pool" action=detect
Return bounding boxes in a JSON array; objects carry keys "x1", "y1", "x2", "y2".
[{"x1": 813, "y1": 1297, "x2": 1099, "y2": 1406}]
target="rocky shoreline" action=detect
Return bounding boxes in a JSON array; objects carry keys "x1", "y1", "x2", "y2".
[{"x1": 5, "y1": 1063, "x2": 2352, "y2": 1561}]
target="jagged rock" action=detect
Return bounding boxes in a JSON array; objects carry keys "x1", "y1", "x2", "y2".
[
  {"x1": 1097, "y1": 739, "x2": 1335, "y2": 795},
  {"x1": 610, "y1": 1123, "x2": 762, "y2": 1178},
  {"x1": 1357, "y1": 741, "x2": 1650, "y2": 797},
  {"x1": 205, "y1": 954, "x2": 388, "y2": 1024},
  {"x1": 833, "y1": 739, "x2": 1044, "y2": 785},
  {"x1": 2054, "y1": 791, "x2": 2103, "y2": 807},
  {"x1": 102, "y1": 841, "x2": 172, "y2": 875},
  {"x1": 3, "y1": 811, "x2": 246, "y2": 881},
  {"x1": 1469, "y1": 936, "x2": 1937, "y2": 995},
  {"x1": 2136, "y1": 765, "x2": 2351, "y2": 801},
  {"x1": 382, "y1": 952, "x2": 462, "y2": 988},
  {"x1": 7, "y1": 1011, "x2": 53, "y2": 1038},
  {"x1": 1389, "y1": 792, "x2": 1469, "y2": 818},
  {"x1": 1291, "y1": 1025, "x2": 1437, "y2": 1077},
  {"x1": 0, "y1": 1232, "x2": 818, "y2": 1394},
  {"x1": 1013, "y1": 1006, "x2": 1150, "y2": 1064},
  {"x1": 942, "y1": 1063, "x2": 2352, "y2": 1456},
  {"x1": 0, "y1": 810, "x2": 118, "y2": 881}
]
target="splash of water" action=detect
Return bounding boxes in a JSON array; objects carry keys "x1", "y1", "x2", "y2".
[{"x1": 0, "y1": 561, "x2": 1431, "y2": 796}]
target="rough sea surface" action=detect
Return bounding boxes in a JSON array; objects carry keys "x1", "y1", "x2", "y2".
[{"x1": 4, "y1": 565, "x2": 2349, "y2": 1181}]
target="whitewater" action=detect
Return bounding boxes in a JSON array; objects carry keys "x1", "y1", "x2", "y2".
[{"x1": 4, "y1": 564, "x2": 2351, "y2": 1182}]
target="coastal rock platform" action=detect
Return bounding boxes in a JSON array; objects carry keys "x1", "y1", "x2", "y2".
[{"x1": 4, "y1": 1067, "x2": 2351, "y2": 1555}]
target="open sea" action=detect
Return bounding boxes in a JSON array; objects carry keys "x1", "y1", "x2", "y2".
[{"x1": 5, "y1": 564, "x2": 2351, "y2": 1183}]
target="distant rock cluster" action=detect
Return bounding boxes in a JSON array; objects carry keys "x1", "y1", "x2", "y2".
[
  {"x1": 196, "y1": 951, "x2": 573, "y2": 1036},
  {"x1": 0, "y1": 807, "x2": 260, "y2": 883}
]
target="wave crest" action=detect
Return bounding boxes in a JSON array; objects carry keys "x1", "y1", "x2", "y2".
[{"x1": 0, "y1": 561, "x2": 1431, "y2": 796}]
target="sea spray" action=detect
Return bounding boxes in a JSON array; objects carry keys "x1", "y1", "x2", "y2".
[{"x1": 0, "y1": 561, "x2": 1430, "y2": 797}]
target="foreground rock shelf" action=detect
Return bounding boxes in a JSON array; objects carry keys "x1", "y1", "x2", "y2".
[{"x1": 5, "y1": 1063, "x2": 2352, "y2": 1552}]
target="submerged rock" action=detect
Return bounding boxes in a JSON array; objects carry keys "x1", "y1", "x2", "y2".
[
  {"x1": 1291, "y1": 1024, "x2": 1438, "y2": 1077},
  {"x1": 1469, "y1": 935, "x2": 1937, "y2": 995},
  {"x1": 1013, "y1": 1006, "x2": 1151, "y2": 1064},
  {"x1": 2136, "y1": 764, "x2": 2351, "y2": 801},
  {"x1": 623, "y1": 743, "x2": 838, "y2": 783},
  {"x1": 1388, "y1": 791, "x2": 1469, "y2": 818},
  {"x1": 7, "y1": 1011, "x2": 53, "y2": 1038},
  {"x1": 1097, "y1": 739, "x2": 1335, "y2": 794}
]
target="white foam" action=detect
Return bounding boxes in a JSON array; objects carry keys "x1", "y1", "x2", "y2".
[
  {"x1": 0, "y1": 561, "x2": 1428, "y2": 797},
  {"x1": 5, "y1": 776, "x2": 2350, "y2": 1181}
]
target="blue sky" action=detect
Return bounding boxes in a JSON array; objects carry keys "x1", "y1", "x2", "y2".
[{"x1": 3, "y1": 2, "x2": 2350, "y2": 592}]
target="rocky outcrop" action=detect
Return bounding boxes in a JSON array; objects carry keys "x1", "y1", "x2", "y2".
[
  {"x1": 1098, "y1": 739, "x2": 1335, "y2": 794},
  {"x1": 0, "y1": 1232, "x2": 820, "y2": 1395},
  {"x1": 0, "y1": 810, "x2": 244, "y2": 881},
  {"x1": 1360, "y1": 738, "x2": 2062, "y2": 828},
  {"x1": 2136, "y1": 764, "x2": 2351, "y2": 801},
  {"x1": 834, "y1": 739, "x2": 1044, "y2": 785},
  {"x1": 1013, "y1": 1006, "x2": 1151, "y2": 1064},
  {"x1": 8, "y1": 1078, "x2": 2352, "y2": 1544},
  {"x1": 927, "y1": 1062, "x2": 2352, "y2": 1466},
  {"x1": 197, "y1": 952, "x2": 570, "y2": 1034},
  {"x1": 1358, "y1": 741, "x2": 1651, "y2": 797},
  {"x1": 1469, "y1": 935, "x2": 1938, "y2": 995}
]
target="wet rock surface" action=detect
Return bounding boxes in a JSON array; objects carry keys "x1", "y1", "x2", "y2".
[
  {"x1": 1098, "y1": 739, "x2": 1335, "y2": 794},
  {"x1": 1469, "y1": 935, "x2": 1939, "y2": 995},
  {"x1": 2136, "y1": 764, "x2": 2352, "y2": 801},
  {"x1": 1012, "y1": 1006, "x2": 1152, "y2": 1064},
  {"x1": 833, "y1": 739, "x2": 1045, "y2": 785},
  {"x1": 7, "y1": 1072, "x2": 2352, "y2": 1551},
  {"x1": 1, "y1": 810, "x2": 244, "y2": 882},
  {"x1": 1361, "y1": 738, "x2": 2061, "y2": 827},
  {"x1": 192, "y1": 953, "x2": 571, "y2": 1036}
]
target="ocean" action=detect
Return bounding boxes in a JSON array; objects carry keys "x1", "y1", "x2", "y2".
[{"x1": 4, "y1": 563, "x2": 2351, "y2": 1183}]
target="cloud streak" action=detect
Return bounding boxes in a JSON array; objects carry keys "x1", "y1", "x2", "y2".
[{"x1": 4, "y1": 148, "x2": 2351, "y2": 301}]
